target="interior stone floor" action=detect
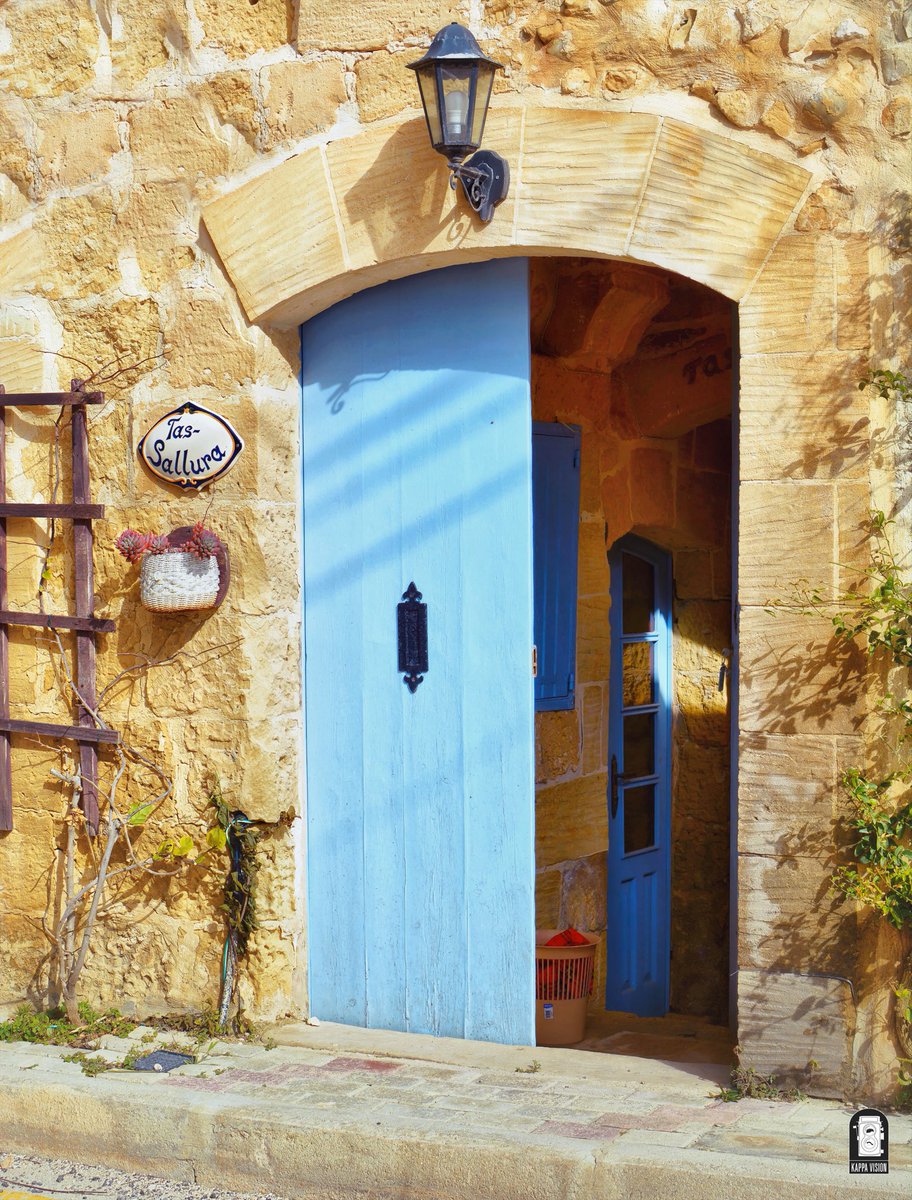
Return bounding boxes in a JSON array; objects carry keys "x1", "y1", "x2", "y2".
[{"x1": 574, "y1": 1011, "x2": 734, "y2": 1066}]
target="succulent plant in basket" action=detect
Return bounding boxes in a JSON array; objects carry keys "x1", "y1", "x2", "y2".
[{"x1": 116, "y1": 522, "x2": 222, "y2": 613}]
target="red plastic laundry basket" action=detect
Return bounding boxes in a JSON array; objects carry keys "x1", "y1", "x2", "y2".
[{"x1": 535, "y1": 929, "x2": 597, "y2": 1046}]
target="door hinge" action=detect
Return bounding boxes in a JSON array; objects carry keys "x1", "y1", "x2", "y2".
[
  {"x1": 532, "y1": 645, "x2": 538, "y2": 678},
  {"x1": 573, "y1": 448, "x2": 580, "y2": 469},
  {"x1": 567, "y1": 671, "x2": 574, "y2": 694}
]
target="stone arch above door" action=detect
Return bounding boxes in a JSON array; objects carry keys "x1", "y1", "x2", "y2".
[{"x1": 202, "y1": 104, "x2": 811, "y2": 328}]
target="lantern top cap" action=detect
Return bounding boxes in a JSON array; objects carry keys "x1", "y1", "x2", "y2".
[{"x1": 406, "y1": 22, "x2": 504, "y2": 71}]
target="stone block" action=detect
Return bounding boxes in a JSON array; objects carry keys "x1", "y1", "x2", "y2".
[
  {"x1": 194, "y1": 71, "x2": 262, "y2": 147},
  {"x1": 740, "y1": 235, "x2": 836, "y2": 355},
  {"x1": 882, "y1": 96, "x2": 912, "y2": 137},
  {"x1": 252, "y1": 394, "x2": 302, "y2": 502},
  {"x1": 835, "y1": 479, "x2": 876, "y2": 595},
  {"x1": 577, "y1": 521, "x2": 609, "y2": 597},
  {"x1": 0, "y1": 807, "x2": 58, "y2": 910},
  {"x1": 674, "y1": 550, "x2": 713, "y2": 600},
  {"x1": 835, "y1": 237, "x2": 871, "y2": 352},
  {"x1": 562, "y1": 852, "x2": 607, "y2": 932},
  {"x1": 203, "y1": 142, "x2": 344, "y2": 324},
  {"x1": 629, "y1": 448, "x2": 675, "y2": 528},
  {"x1": 738, "y1": 481, "x2": 835, "y2": 605},
  {"x1": 355, "y1": 50, "x2": 418, "y2": 124},
  {"x1": 738, "y1": 853, "x2": 856, "y2": 976},
  {"x1": 674, "y1": 675, "x2": 729, "y2": 748},
  {"x1": 737, "y1": 969, "x2": 854, "y2": 1097},
  {"x1": 162, "y1": 293, "x2": 256, "y2": 389},
  {"x1": 517, "y1": 110, "x2": 659, "y2": 257},
  {"x1": 536, "y1": 771, "x2": 608, "y2": 867},
  {"x1": 794, "y1": 181, "x2": 854, "y2": 233},
  {"x1": 2, "y1": 0, "x2": 98, "y2": 97},
  {"x1": 195, "y1": 0, "x2": 292, "y2": 58},
  {"x1": 0, "y1": 227, "x2": 44, "y2": 296},
  {"x1": 581, "y1": 684, "x2": 607, "y2": 774},
  {"x1": 0, "y1": 95, "x2": 36, "y2": 198},
  {"x1": 128, "y1": 96, "x2": 244, "y2": 189},
  {"x1": 111, "y1": 2, "x2": 192, "y2": 93},
  {"x1": 712, "y1": 542, "x2": 732, "y2": 600},
  {"x1": 693, "y1": 419, "x2": 732, "y2": 474},
  {"x1": 738, "y1": 733, "x2": 838, "y2": 858},
  {"x1": 535, "y1": 708, "x2": 580, "y2": 783},
  {"x1": 0, "y1": 339, "x2": 44, "y2": 392},
  {"x1": 576, "y1": 593, "x2": 610, "y2": 683},
  {"x1": 738, "y1": 607, "x2": 868, "y2": 736},
  {"x1": 295, "y1": 0, "x2": 456, "y2": 51},
  {"x1": 621, "y1": 334, "x2": 733, "y2": 438},
  {"x1": 738, "y1": 353, "x2": 870, "y2": 481},
  {"x1": 38, "y1": 110, "x2": 121, "y2": 190},
  {"x1": 261, "y1": 60, "x2": 347, "y2": 147},
  {"x1": 254, "y1": 827, "x2": 298, "y2": 923},
  {"x1": 600, "y1": 466, "x2": 633, "y2": 548},
  {"x1": 674, "y1": 741, "x2": 728, "y2": 826},
  {"x1": 535, "y1": 868, "x2": 562, "y2": 927},
  {"x1": 40, "y1": 193, "x2": 120, "y2": 299},
  {"x1": 119, "y1": 182, "x2": 197, "y2": 290},
  {"x1": 628, "y1": 119, "x2": 810, "y2": 302},
  {"x1": 673, "y1": 468, "x2": 729, "y2": 548}
]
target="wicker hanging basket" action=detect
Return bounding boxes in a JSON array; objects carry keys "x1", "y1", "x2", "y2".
[{"x1": 140, "y1": 550, "x2": 220, "y2": 613}]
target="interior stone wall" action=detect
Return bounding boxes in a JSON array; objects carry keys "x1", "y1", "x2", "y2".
[{"x1": 531, "y1": 259, "x2": 733, "y2": 1023}]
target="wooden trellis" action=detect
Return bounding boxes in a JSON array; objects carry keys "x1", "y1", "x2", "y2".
[{"x1": 0, "y1": 380, "x2": 118, "y2": 837}]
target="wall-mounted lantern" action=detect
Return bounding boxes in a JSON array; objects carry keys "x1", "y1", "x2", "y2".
[{"x1": 408, "y1": 23, "x2": 509, "y2": 223}]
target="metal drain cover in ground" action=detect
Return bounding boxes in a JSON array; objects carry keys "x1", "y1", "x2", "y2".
[{"x1": 132, "y1": 1049, "x2": 195, "y2": 1072}]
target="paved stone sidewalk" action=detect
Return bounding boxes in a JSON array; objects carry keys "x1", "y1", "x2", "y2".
[{"x1": 2, "y1": 1023, "x2": 910, "y2": 1199}]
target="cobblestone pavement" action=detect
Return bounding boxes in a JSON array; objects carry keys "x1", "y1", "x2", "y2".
[{"x1": 2, "y1": 1026, "x2": 911, "y2": 1198}]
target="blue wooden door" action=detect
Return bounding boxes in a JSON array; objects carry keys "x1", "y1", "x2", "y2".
[
  {"x1": 301, "y1": 259, "x2": 535, "y2": 1045},
  {"x1": 606, "y1": 535, "x2": 672, "y2": 1016}
]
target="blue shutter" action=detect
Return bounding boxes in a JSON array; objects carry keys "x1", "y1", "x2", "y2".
[{"x1": 533, "y1": 422, "x2": 581, "y2": 711}]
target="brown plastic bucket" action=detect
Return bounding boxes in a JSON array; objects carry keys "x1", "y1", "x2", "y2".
[{"x1": 535, "y1": 929, "x2": 598, "y2": 1046}]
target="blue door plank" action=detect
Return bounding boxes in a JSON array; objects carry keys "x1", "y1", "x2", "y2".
[
  {"x1": 302, "y1": 259, "x2": 535, "y2": 1044},
  {"x1": 532, "y1": 423, "x2": 581, "y2": 711},
  {"x1": 302, "y1": 328, "x2": 369, "y2": 1028}
]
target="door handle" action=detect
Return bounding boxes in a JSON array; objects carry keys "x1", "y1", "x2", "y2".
[{"x1": 610, "y1": 754, "x2": 635, "y2": 820}]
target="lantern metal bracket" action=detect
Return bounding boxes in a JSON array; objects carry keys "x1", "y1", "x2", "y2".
[{"x1": 449, "y1": 150, "x2": 510, "y2": 223}]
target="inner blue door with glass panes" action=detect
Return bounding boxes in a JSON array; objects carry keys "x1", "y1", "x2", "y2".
[
  {"x1": 301, "y1": 259, "x2": 535, "y2": 1045},
  {"x1": 606, "y1": 535, "x2": 672, "y2": 1016}
]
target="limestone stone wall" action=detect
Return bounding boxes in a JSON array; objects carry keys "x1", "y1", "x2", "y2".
[
  {"x1": 531, "y1": 259, "x2": 733, "y2": 1022},
  {"x1": 0, "y1": 0, "x2": 907, "y2": 1097},
  {"x1": 0, "y1": 0, "x2": 321, "y2": 1019}
]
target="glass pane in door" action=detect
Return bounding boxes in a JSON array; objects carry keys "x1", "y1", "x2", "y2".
[
  {"x1": 623, "y1": 784, "x2": 656, "y2": 854},
  {"x1": 623, "y1": 712, "x2": 654, "y2": 778},
  {"x1": 622, "y1": 641, "x2": 653, "y2": 707},
  {"x1": 622, "y1": 553, "x2": 654, "y2": 633}
]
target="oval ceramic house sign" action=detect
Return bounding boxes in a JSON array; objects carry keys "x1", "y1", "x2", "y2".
[{"x1": 137, "y1": 402, "x2": 244, "y2": 490}]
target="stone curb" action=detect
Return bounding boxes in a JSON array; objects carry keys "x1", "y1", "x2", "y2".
[{"x1": 2, "y1": 1053, "x2": 910, "y2": 1200}]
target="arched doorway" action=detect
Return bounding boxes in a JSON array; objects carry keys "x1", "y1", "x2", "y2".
[{"x1": 205, "y1": 104, "x2": 868, "y2": 1082}]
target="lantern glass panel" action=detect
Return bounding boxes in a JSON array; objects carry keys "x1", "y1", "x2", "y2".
[
  {"x1": 440, "y1": 65, "x2": 475, "y2": 147},
  {"x1": 416, "y1": 66, "x2": 442, "y2": 146},
  {"x1": 470, "y1": 63, "x2": 496, "y2": 146}
]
